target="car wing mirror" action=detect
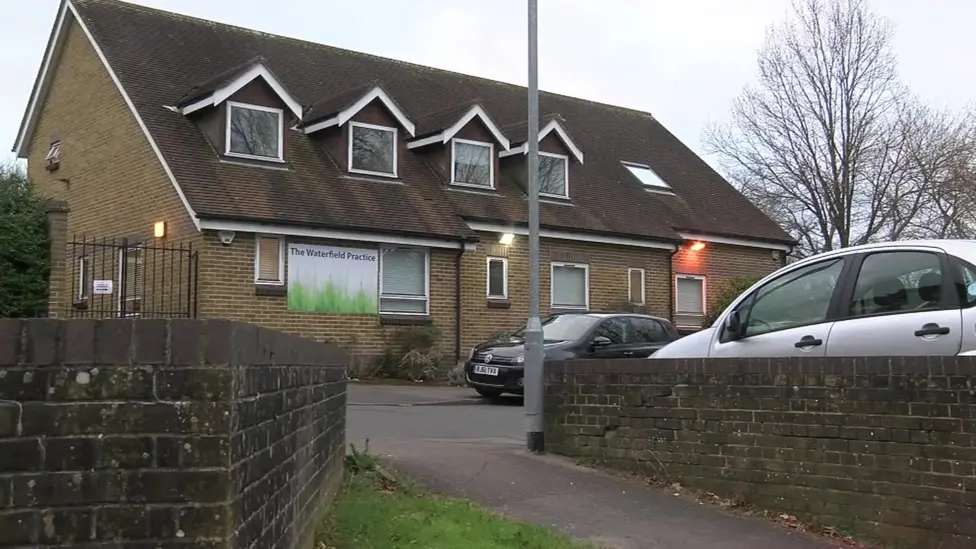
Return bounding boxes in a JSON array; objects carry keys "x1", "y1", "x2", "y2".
[
  {"x1": 725, "y1": 310, "x2": 742, "y2": 340},
  {"x1": 591, "y1": 336, "x2": 612, "y2": 348}
]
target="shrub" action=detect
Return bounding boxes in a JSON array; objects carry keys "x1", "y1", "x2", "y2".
[
  {"x1": 374, "y1": 324, "x2": 443, "y2": 380},
  {"x1": 0, "y1": 164, "x2": 49, "y2": 318},
  {"x1": 703, "y1": 276, "x2": 760, "y2": 327}
]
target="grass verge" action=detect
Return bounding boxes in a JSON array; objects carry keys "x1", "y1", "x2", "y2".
[{"x1": 318, "y1": 448, "x2": 590, "y2": 549}]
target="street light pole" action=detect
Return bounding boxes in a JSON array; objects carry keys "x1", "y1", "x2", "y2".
[{"x1": 524, "y1": 0, "x2": 545, "y2": 454}]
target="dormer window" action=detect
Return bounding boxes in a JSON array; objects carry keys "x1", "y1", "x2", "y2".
[
  {"x1": 226, "y1": 101, "x2": 283, "y2": 161},
  {"x1": 349, "y1": 121, "x2": 397, "y2": 177},
  {"x1": 623, "y1": 161, "x2": 671, "y2": 191},
  {"x1": 451, "y1": 139, "x2": 493, "y2": 188},
  {"x1": 539, "y1": 152, "x2": 568, "y2": 198}
]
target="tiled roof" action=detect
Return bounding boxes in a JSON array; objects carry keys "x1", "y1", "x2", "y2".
[{"x1": 69, "y1": 0, "x2": 794, "y2": 245}]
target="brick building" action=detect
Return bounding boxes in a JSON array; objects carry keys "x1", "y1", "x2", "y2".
[{"x1": 14, "y1": 0, "x2": 795, "y2": 363}]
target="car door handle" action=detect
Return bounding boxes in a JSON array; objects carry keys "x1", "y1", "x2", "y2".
[
  {"x1": 915, "y1": 323, "x2": 950, "y2": 337},
  {"x1": 621, "y1": 351, "x2": 635, "y2": 356},
  {"x1": 794, "y1": 335, "x2": 823, "y2": 348}
]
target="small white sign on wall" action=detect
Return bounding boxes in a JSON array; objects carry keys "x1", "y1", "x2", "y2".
[{"x1": 93, "y1": 280, "x2": 114, "y2": 295}]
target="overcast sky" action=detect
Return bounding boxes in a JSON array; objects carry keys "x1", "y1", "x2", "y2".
[{"x1": 3, "y1": 0, "x2": 975, "y2": 169}]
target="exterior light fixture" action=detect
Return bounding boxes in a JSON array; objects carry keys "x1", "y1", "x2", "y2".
[
  {"x1": 499, "y1": 233, "x2": 515, "y2": 245},
  {"x1": 153, "y1": 221, "x2": 166, "y2": 238},
  {"x1": 689, "y1": 241, "x2": 705, "y2": 251}
]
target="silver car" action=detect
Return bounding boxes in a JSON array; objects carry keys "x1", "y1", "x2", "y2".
[{"x1": 652, "y1": 240, "x2": 976, "y2": 358}]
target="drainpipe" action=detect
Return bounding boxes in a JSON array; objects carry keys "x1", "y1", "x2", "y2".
[
  {"x1": 454, "y1": 247, "x2": 464, "y2": 364},
  {"x1": 668, "y1": 244, "x2": 680, "y2": 324}
]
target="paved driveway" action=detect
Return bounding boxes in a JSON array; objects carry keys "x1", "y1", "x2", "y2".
[{"x1": 347, "y1": 384, "x2": 848, "y2": 549}]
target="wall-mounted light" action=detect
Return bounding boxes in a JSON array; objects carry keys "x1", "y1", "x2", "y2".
[
  {"x1": 499, "y1": 233, "x2": 515, "y2": 245},
  {"x1": 689, "y1": 241, "x2": 705, "y2": 251},
  {"x1": 153, "y1": 221, "x2": 166, "y2": 238}
]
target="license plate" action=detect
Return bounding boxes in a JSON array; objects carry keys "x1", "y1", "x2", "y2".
[{"x1": 473, "y1": 364, "x2": 499, "y2": 376}]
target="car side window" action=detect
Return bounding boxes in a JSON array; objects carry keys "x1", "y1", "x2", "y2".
[
  {"x1": 630, "y1": 318, "x2": 669, "y2": 343},
  {"x1": 847, "y1": 251, "x2": 944, "y2": 318},
  {"x1": 738, "y1": 258, "x2": 846, "y2": 338},
  {"x1": 951, "y1": 258, "x2": 976, "y2": 309},
  {"x1": 592, "y1": 318, "x2": 630, "y2": 345}
]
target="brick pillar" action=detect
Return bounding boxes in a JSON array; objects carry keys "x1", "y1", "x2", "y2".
[{"x1": 43, "y1": 200, "x2": 69, "y2": 318}]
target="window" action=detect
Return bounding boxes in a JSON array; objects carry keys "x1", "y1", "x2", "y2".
[
  {"x1": 452, "y1": 139, "x2": 493, "y2": 188},
  {"x1": 551, "y1": 262, "x2": 588, "y2": 310},
  {"x1": 118, "y1": 247, "x2": 144, "y2": 317},
  {"x1": 226, "y1": 102, "x2": 283, "y2": 161},
  {"x1": 487, "y1": 257, "x2": 507, "y2": 299},
  {"x1": 628, "y1": 268, "x2": 645, "y2": 305},
  {"x1": 622, "y1": 161, "x2": 671, "y2": 191},
  {"x1": 592, "y1": 317, "x2": 631, "y2": 345},
  {"x1": 78, "y1": 256, "x2": 90, "y2": 300},
  {"x1": 255, "y1": 235, "x2": 285, "y2": 285},
  {"x1": 539, "y1": 152, "x2": 568, "y2": 198},
  {"x1": 739, "y1": 258, "x2": 845, "y2": 337},
  {"x1": 848, "y1": 251, "x2": 944, "y2": 318},
  {"x1": 674, "y1": 275, "x2": 706, "y2": 328},
  {"x1": 631, "y1": 317, "x2": 670, "y2": 343},
  {"x1": 380, "y1": 248, "x2": 428, "y2": 314},
  {"x1": 349, "y1": 122, "x2": 397, "y2": 177},
  {"x1": 952, "y1": 258, "x2": 976, "y2": 309}
]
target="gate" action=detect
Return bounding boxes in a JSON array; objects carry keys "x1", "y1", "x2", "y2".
[{"x1": 65, "y1": 236, "x2": 198, "y2": 318}]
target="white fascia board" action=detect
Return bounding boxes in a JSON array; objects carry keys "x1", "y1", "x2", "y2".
[
  {"x1": 677, "y1": 232, "x2": 794, "y2": 252},
  {"x1": 199, "y1": 219, "x2": 475, "y2": 250},
  {"x1": 180, "y1": 63, "x2": 303, "y2": 118},
  {"x1": 495, "y1": 120, "x2": 583, "y2": 163},
  {"x1": 467, "y1": 221, "x2": 677, "y2": 251},
  {"x1": 407, "y1": 105, "x2": 512, "y2": 151},
  {"x1": 304, "y1": 86, "x2": 416, "y2": 136}
]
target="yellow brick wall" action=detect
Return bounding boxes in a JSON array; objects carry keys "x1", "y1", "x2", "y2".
[
  {"x1": 459, "y1": 232, "x2": 673, "y2": 350},
  {"x1": 195, "y1": 231, "x2": 460, "y2": 366},
  {"x1": 25, "y1": 20, "x2": 199, "y2": 317}
]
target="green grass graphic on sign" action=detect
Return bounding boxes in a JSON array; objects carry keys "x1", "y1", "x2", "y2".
[{"x1": 288, "y1": 279, "x2": 377, "y2": 314}]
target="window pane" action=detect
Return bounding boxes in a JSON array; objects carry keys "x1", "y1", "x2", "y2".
[
  {"x1": 593, "y1": 318, "x2": 630, "y2": 344},
  {"x1": 257, "y1": 237, "x2": 281, "y2": 281},
  {"x1": 552, "y1": 265, "x2": 586, "y2": 308},
  {"x1": 953, "y1": 258, "x2": 976, "y2": 308},
  {"x1": 381, "y1": 249, "x2": 425, "y2": 296},
  {"x1": 79, "y1": 258, "x2": 90, "y2": 298},
  {"x1": 539, "y1": 155, "x2": 566, "y2": 196},
  {"x1": 743, "y1": 258, "x2": 845, "y2": 337},
  {"x1": 629, "y1": 270, "x2": 644, "y2": 303},
  {"x1": 488, "y1": 259, "x2": 505, "y2": 297},
  {"x1": 631, "y1": 318, "x2": 668, "y2": 343},
  {"x1": 351, "y1": 125, "x2": 395, "y2": 174},
  {"x1": 676, "y1": 277, "x2": 703, "y2": 313},
  {"x1": 849, "y1": 251, "x2": 943, "y2": 317},
  {"x1": 454, "y1": 142, "x2": 491, "y2": 186},
  {"x1": 228, "y1": 106, "x2": 280, "y2": 158}
]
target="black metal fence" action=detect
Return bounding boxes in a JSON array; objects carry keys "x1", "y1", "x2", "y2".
[{"x1": 65, "y1": 236, "x2": 198, "y2": 319}]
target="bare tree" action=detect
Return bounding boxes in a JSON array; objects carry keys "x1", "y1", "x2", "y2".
[{"x1": 704, "y1": 0, "x2": 973, "y2": 256}]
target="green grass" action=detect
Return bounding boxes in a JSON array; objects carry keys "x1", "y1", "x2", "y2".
[
  {"x1": 288, "y1": 279, "x2": 376, "y2": 313},
  {"x1": 319, "y1": 451, "x2": 590, "y2": 549}
]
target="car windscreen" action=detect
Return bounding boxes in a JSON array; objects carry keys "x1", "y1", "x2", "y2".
[{"x1": 510, "y1": 314, "x2": 600, "y2": 342}]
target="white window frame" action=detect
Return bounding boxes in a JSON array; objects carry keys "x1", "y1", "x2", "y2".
[
  {"x1": 348, "y1": 121, "x2": 398, "y2": 178},
  {"x1": 117, "y1": 246, "x2": 144, "y2": 318},
  {"x1": 45, "y1": 141, "x2": 61, "y2": 162},
  {"x1": 486, "y1": 256, "x2": 508, "y2": 299},
  {"x1": 224, "y1": 101, "x2": 285, "y2": 162},
  {"x1": 451, "y1": 138, "x2": 494, "y2": 189},
  {"x1": 254, "y1": 234, "x2": 286, "y2": 286},
  {"x1": 550, "y1": 262, "x2": 589, "y2": 310},
  {"x1": 378, "y1": 247, "x2": 430, "y2": 315},
  {"x1": 628, "y1": 267, "x2": 646, "y2": 305},
  {"x1": 539, "y1": 151, "x2": 569, "y2": 199},
  {"x1": 77, "y1": 256, "x2": 89, "y2": 300},
  {"x1": 622, "y1": 161, "x2": 672, "y2": 191},
  {"x1": 675, "y1": 274, "x2": 707, "y2": 324}
]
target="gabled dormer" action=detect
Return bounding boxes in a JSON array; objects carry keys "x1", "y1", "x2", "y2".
[
  {"x1": 175, "y1": 58, "x2": 303, "y2": 165},
  {"x1": 300, "y1": 83, "x2": 415, "y2": 179},
  {"x1": 499, "y1": 115, "x2": 584, "y2": 200},
  {"x1": 406, "y1": 103, "x2": 510, "y2": 190}
]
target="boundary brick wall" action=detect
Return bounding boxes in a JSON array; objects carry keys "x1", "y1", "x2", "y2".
[
  {"x1": 544, "y1": 358, "x2": 976, "y2": 549},
  {"x1": 0, "y1": 319, "x2": 347, "y2": 549}
]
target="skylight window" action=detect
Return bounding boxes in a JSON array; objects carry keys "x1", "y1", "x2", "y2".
[{"x1": 623, "y1": 162, "x2": 671, "y2": 190}]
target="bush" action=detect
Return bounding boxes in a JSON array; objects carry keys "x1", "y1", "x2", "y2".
[
  {"x1": 703, "y1": 276, "x2": 760, "y2": 327},
  {"x1": 374, "y1": 324, "x2": 443, "y2": 380},
  {"x1": 0, "y1": 164, "x2": 49, "y2": 318}
]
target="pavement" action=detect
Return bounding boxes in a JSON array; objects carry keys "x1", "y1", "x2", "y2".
[{"x1": 346, "y1": 383, "x2": 848, "y2": 549}]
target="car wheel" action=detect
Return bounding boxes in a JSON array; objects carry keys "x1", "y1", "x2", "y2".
[{"x1": 475, "y1": 387, "x2": 503, "y2": 398}]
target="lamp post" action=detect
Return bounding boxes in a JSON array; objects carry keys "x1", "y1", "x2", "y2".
[{"x1": 524, "y1": 0, "x2": 545, "y2": 454}]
